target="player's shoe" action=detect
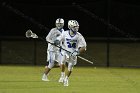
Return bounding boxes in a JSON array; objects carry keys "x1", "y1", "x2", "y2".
[
  {"x1": 42, "y1": 74, "x2": 50, "y2": 81},
  {"x1": 58, "y1": 76, "x2": 65, "y2": 83},
  {"x1": 63, "y1": 78, "x2": 69, "y2": 86},
  {"x1": 42, "y1": 78, "x2": 50, "y2": 81}
]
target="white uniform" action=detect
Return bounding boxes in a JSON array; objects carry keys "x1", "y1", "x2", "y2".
[
  {"x1": 46, "y1": 28, "x2": 64, "y2": 64},
  {"x1": 57, "y1": 30, "x2": 87, "y2": 65}
]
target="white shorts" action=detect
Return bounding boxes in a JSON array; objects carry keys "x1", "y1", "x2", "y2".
[
  {"x1": 60, "y1": 52, "x2": 77, "y2": 65},
  {"x1": 47, "y1": 51, "x2": 61, "y2": 64}
]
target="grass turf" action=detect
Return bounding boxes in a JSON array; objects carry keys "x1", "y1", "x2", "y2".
[{"x1": 0, "y1": 65, "x2": 140, "y2": 93}]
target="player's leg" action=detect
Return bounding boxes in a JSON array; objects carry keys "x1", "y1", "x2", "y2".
[
  {"x1": 58, "y1": 54, "x2": 66, "y2": 83},
  {"x1": 63, "y1": 62, "x2": 74, "y2": 86},
  {"x1": 42, "y1": 66, "x2": 51, "y2": 81},
  {"x1": 59, "y1": 63, "x2": 65, "y2": 82},
  {"x1": 63, "y1": 56, "x2": 77, "y2": 86},
  {"x1": 42, "y1": 51, "x2": 55, "y2": 81},
  {"x1": 54, "y1": 52, "x2": 60, "y2": 67}
]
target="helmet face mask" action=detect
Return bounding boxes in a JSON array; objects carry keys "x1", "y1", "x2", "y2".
[
  {"x1": 56, "y1": 23, "x2": 64, "y2": 30},
  {"x1": 55, "y1": 18, "x2": 64, "y2": 30},
  {"x1": 68, "y1": 20, "x2": 79, "y2": 32},
  {"x1": 71, "y1": 26, "x2": 79, "y2": 32}
]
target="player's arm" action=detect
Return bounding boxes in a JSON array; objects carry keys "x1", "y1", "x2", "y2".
[
  {"x1": 53, "y1": 31, "x2": 64, "y2": 46},
  {"x1": 77, "y1": 33, "x2": 87, "y2": 55},
  {"x1": 46, "y1": 29, "x2": 55, "y2": 43},
  {"x1": 78, "y1": 33, "x2": 87, "y2": 50},
  {"x1": 55, "y1": 31, "x2": 64, "y2": 42}
]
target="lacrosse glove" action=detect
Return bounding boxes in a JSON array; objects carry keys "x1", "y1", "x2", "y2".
[
  {"x1": 71, "y1": 50, "x2": 80, "y2": 56},
  {"x1": 53, "y1": 40, "x2": 60, "y2": 46}
]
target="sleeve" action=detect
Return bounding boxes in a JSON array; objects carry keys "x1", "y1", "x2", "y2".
[
  {"x1": 78, "y1": 34, "x2": 87, "y2": 50},
  {"x1": 46, "y1": 29, "x2": 54, "y2": 43}
]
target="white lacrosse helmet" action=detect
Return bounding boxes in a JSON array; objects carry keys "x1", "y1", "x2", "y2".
[
  {"x1": 55, "y1": 18, "x2": 64, "y2": 30},
  {"x1": 68, "y1": 20, "x2": 79, "y2": 32}
]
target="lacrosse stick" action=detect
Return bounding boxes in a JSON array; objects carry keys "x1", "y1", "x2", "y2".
[{"x1": 25, "y1": 30, "x2": 94, "y2": 64}]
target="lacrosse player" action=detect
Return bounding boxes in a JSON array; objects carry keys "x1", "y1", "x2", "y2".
[
  {"x1": 42, "y1": 18, "x2": 65, "y2": 81},
  {"x1": 56, "y1": 20, "x2": 87, "y2": 86}
]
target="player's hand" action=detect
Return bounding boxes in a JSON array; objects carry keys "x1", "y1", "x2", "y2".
[
  {"x1": 71, "y1": 50, "x2": 80, "y2": 56},
  {"x1": 53, "y1": 40, "x2": 60, "y2": 46}
]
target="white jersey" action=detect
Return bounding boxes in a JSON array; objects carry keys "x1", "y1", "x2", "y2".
[
  {"x1": 57, "y1": 30, "x2": 87, "y2": 55},
  {"x1": 46, "y1": 28, "x2": 64, "y2": 52}
]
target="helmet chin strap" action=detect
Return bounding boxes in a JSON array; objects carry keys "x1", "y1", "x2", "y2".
[
  {"x1": 57, "y1": 27, "x2": 62, "y2": 30},
  {"x1": 70, "y1": 29, "x2": 77, "y2": 36}
]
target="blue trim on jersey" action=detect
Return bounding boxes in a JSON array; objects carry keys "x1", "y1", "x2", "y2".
[
  {"x1": 59, "y1": 47, "x2": 63, "y2": 56},
  {"x1": 59, "y1": 29, "x2": 63, "y2": 33},
  {"x1": 69, "y1": 30, "x2": 76, "y2": 37}
]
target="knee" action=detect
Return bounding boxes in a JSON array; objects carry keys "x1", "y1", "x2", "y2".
[
  {"x1": 68, "y1": 63, "x2": 74, "y2": 71},
  {"x1": 48, "y1": 62, "x2": 54, "y2": 69}
]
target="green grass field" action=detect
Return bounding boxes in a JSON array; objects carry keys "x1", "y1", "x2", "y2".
[{"x1": 0, "y1": 65, "x2": 140, "y2": 93}]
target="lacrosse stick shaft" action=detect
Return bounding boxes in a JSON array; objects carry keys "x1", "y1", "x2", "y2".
[
  {"x1": 46, "y1": 40, "x2": 94, "y2": 64},
  {"x1": 26, "y1": 30, "x2": 94, "y2": 64},
  {"x1": 78, "y1": 56, "x2": 93, "y2": 64}
]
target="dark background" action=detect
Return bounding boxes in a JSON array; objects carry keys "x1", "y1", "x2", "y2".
[
  {"x1": 1, "y1": 0, "x2": 140, "y2": 67},
  {"x1": 1, "y1": 0, "x2": 140, "y2": 38}
]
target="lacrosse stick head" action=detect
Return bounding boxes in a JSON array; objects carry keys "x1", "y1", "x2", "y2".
[
  {"x1": 25, "y1": 29, "x2": 33, "y2": 38},
  {"x1": 25, "y1": 29, "x2": 38, "y2": 38}
]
